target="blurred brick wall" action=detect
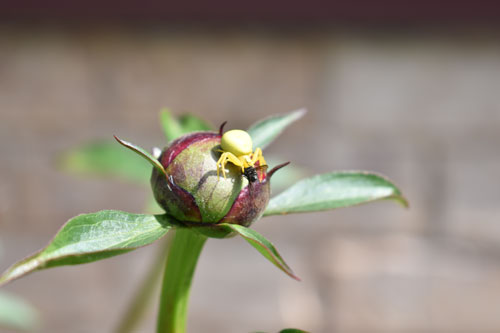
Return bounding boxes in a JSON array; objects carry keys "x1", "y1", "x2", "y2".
[{"x1": 1, "y1": 28, "x2": 500, "y2": 332}]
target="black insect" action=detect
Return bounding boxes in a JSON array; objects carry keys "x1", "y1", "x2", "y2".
[{"x1": 243, "y1": 166, "x2": 259, "y2": 183}]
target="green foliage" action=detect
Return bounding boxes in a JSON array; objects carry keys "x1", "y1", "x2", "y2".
[
  {"x1": 58, "y1": 140, "x2": 151, "y2": 185},
  {"x1": 265, "y1": 171, "x2": 407, "y2": 216},
  {"x1": 247, "y1": 108, "x2": 306, "y2": 150},
  {"x1": 160, "y1": 108, "x2": 212, "y2": 142},
  {"x1": 59, "y1": 111, "x2": 213, "y2": 186},
  {"x1": 177, "y1": 114, "x2": 213, "y2": 133},
  {"x1": 0, "y1": 211, "x2": 173, "y2": 286},
  {"x1": 114, "y1": 136, "x2": 167, "y2": 177},
  {"x1": 0, "y1": 291, "x2": 40, "y2": 331},
  {"x1": 2, "y1": 110, "x2": 407, "y2": 286},
  {"x1": 220, "y1": 224, "x2": 299, "y2": 280},
  {"x1": 1, "y1": 109, "x2": 408, "y2": 333},
  {"x1": 160, "y1": 108, "x2": 185, "y2": 142}
]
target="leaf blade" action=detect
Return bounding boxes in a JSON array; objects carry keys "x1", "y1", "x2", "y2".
[
  {"x1": 160, "y1": 108, "x2": 184, "y2": 142},
  {"x1": 0, "y1": 211, "x2": 173, "y2": 286},
  {"x1": 264, "y1": 171, "x2": 408, "y2": 216},
  {"x1": 219, "y1": 224, "x2": 299, "y2": 280},
  {"x1": 58, "y1": 140, "x2": 152, "y2": 185},
  {"x1": 114, "y1": 136, "x2": 167, "y2": 177},
  {"x1": 160, "y1": 109, "x2": 213, "y2": 143},
  {"x1": 247, "y1": 108, "x2": 306, "y2": 150},
  {"x1": 178, "y1": 114, "x2": 213, "y2": 133}
]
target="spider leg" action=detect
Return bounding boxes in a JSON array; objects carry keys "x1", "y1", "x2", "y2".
[
  {"x1": 217, "y1": 152, "x2": 244, "y2": 179},
  {"x1": 216, "y1": 152, "x2": 229, "y2": 179},
  {"x1": 250, "y1": 148, "x2": 267, "y2": 167},
  {"x1": 225, "y1": 153, "x2": 245, "y2": 173}
]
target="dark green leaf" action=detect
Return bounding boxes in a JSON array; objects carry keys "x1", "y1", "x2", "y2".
[
  {"x1": 265, "y1": 171, "x2": 408, "y2": 216},
  {"x1": 58, "y1": 140, "x2": 151, "y2": 185},
  {"x1": 247, "y1": 108, "x2": 306, "y2": 150},
  {"x1": 219, "y1": 224, "x2": 299, "y2": 280},
  {"x1": 114, "y1": 136, "x2": 167, "y2": 177},
  {"x1": 0, "y1": 291, "x2": 40, "y2": 331},
  {"x1": 0, "y1": 211, "x2": 173, "y2": 286}
]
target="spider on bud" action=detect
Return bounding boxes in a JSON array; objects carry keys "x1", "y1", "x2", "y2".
[{"x1": 216, "y1": 125, "x2": 267, "y2": 184}]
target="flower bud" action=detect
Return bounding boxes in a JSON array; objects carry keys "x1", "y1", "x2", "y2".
[{"x1": 151, "y1": 131, "x2": 283, "y2": 230}]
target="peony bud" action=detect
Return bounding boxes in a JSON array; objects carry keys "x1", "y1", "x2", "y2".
[{"x1": 151, "y1": 130, "x2": 285, "y2": 230}]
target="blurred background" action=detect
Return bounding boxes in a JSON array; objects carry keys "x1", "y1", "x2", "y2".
[{"x1": 1, "y1": 1, "x2": 500, "y2": 332}]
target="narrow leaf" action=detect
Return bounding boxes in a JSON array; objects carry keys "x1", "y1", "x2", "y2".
[
  {"x1": 0, "y1": 211, "x2": 173, "y2": 286},
  {"x1": 265, "y1": 171, "x2": 408, "y2": 216},
  {"x1": 219, "y1": 224, "x2": 299, "y2": 280},
  {"x1": 114, "y1": 136, "x2": 167, "y2": 177},
  {"x1": 0, "y1": 291, "x2": 40, "y2": 331},
  {"x1": 58, "y1": 140, "x2": 151, "y2": 184},
  {"x1": 247, "y1": 108, "x2": 306, "y2": 150},
  {"x1": 160, "y1": 108, "x2": 184, "y2": 142}
]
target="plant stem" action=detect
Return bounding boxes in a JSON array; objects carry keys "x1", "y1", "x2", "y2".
[{"x1": 157, "y1": 228, "x2": 207, "y2": 333}]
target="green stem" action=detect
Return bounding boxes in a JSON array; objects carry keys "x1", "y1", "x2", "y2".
[{"x1": 157, "y1": 228, "x2": 207, "y2": 333}]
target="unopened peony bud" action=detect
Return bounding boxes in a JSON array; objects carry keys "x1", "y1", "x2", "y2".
[{"x1": 151, "y1": 129, "x2": 286, "y2": 229}]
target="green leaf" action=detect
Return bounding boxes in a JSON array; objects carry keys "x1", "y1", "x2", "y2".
[
  {"x1": 265, "y1": 171, "x2": 408, "y2": 216},
  {"x1": 247, "y1": 108, "x2": 306, "y2": 150},
  {"x1": 219, "y1": 224, "x2": 299, "y2": 280},
  {"x1": 114, "y1": 136, "x2": 167, "y2": 177},
  {"x1": 0, "y1": 291, "x2": 40, "y2": 331},
  {"x1": 61, "y1": 110, "x2": 212, "y2": 185},
  {"x1": 160, "y1": 108, "x2": 185, "y2": 142},
  {"x1": 0, "y1": 211, "x2": 173, "y2": 287},
  {"x1": 58, "y1": 140, "x2": 152, "y2": 185},
  {"x1": 160, "y1": 109, "x2": 213, "y2": 142},
  {"x1": 178, "y1": 114, "x2": 212, "y2": 132}
]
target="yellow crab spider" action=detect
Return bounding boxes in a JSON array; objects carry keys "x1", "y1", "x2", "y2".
[{"x1": 216, "y1": 129, "x2": 267, "y2": 181}]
